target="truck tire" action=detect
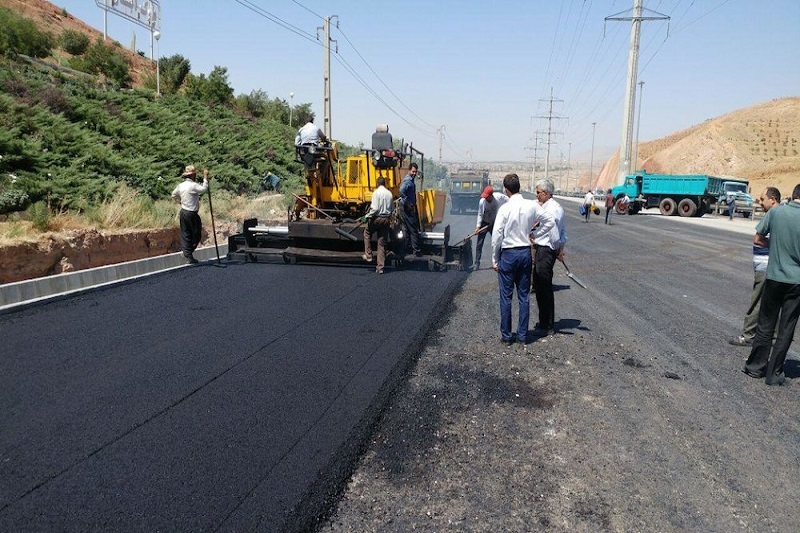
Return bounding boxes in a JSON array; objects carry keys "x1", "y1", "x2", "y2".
[
  {"x1": 659, "y1": 198, "x2": 678, "y2": 216},
  {"x1": 614, "y1": 198, "x2": 628, "y2": 215},
  {"x1": 678, "y1": 198, "x2": 697, "y2": 217}
]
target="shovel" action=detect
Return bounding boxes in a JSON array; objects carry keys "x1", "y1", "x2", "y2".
[
  {"x1": 558, "y1": 257, "x2": 588, "y2": 290},
  {"x1": 452, "y1": 225, "x2": 488, "y2": 247}
]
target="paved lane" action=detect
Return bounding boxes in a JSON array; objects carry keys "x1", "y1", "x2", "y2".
[{"x1": 1, "y1": 261, "x2": 466, "y2": 531}]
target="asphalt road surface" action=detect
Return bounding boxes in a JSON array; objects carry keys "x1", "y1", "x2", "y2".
[
  {"x1": 323, "y1": 200, "x2": 800, "y2": 532},
  {"x1": 4, "y1": 199, "x2": 798, "y2": 532},
  {"x1": 1, "y1": 254, "x2": 467, "y2": 531}
]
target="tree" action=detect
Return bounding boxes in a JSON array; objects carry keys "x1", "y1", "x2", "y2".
[
  {"x1": 158, "y1": 54, "x2": 190, "y2": 94},
  {"x1": 184, "y1": 66, "x2": 234, "y2": 106}
]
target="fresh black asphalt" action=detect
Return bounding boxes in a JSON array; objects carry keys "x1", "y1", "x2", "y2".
[{"x1": 0, "y1": 260, "x2": 467, "y2": 531}]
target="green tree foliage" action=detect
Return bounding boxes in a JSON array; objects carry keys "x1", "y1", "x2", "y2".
[
  {"x1": 0, "y1": 7, "x2": 54, "y2": 58},
  {"x1": 158, "y1": 54, "x2": 190, "y2": 95},
  {"x1": 59, "y1": 29, "x2": 90, "y2": 55},
  {"x1": 184, "y1": 66, "x2": 234, "y2": 106},
  {"x1": 68, "y1": 38, "x2": 130, "y2": 87}
]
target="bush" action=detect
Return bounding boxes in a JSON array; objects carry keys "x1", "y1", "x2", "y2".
[
  {"x1": 0, "y1": 7, "x2": 54, "y2": 58},
  {"x1": 60, "y1": 29, "x2": 90, "y2": 55},
  {"x1": 0, "y1": 188, "x2": 30, "y2": 215},
  {"x1": 27, "y1": 200, "x2": 50, "y2": 230},
  {"x1": 68, "y1": 38, "x2": 130, "y2": 87}
]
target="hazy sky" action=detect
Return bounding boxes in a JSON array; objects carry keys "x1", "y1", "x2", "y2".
[{"x1": 53, "y1": 1, "x2": 799, "y2": 164}]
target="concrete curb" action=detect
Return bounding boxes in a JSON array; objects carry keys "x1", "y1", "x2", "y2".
[{"x1": 0, "y1": 243, "x2": 227, "y2": 312}]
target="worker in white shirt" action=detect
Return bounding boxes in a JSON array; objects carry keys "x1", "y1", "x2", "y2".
[
  {"x1": 492, "y1": 173, "x2": 555, "y2": 346},
  {"x1": 362, "y1": 177, "x2": 394, "y2": 274},
  {"x1": 171, "y1": 165, "x2": 209, "y2": 264},
  {"x1": 531, "y1": 178, "x2": 566, "y2": 336},
  {"x1": 473, "y1": 185, "x2": 508, "y2": 271}
]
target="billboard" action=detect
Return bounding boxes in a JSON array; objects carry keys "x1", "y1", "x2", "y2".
[{"x1": 95, "y1": 0, "x2": 161, "y2": 32}]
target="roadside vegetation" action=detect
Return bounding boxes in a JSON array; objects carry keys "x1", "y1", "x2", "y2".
[{"x1": 0, "y1": 6, "x2": 449, "y2": 243}]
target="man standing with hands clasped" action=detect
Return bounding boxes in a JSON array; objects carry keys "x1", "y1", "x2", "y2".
[
  {"x1": 171, "y1": 165, "x2": 209, "y2": 264},
  {"x1": 473, "y1": 185, "x2": 507, "y2": 271},
  {"x1": 492, "y1": 173, "x2": 555, "y2": 346},
  {"x1": 532, "y1": 178, "x2": 566, "y2": 336},
  {"x1": 742, "y1": 184, "x2": 800, "y2": 386}
]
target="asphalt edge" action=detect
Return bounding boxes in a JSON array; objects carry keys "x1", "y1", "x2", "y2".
[{"x1": 281, "y1": 270, "x2": 470, "y2": 532}]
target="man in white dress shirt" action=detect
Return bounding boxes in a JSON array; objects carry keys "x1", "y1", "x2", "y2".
[
  {"x1": 532, "y1": 178, "x2": 566, "y2": 335},
  {"x1": 492, "y1": 174, "x2": 555, "y2": 346}
]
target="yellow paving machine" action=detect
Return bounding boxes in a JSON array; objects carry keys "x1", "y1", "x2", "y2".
[{"x1": 227, "y1": 125, "x2": 471, "y2": 270}]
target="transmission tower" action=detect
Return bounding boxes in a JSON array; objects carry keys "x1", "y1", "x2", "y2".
[
  {"x1": 533, "y1": 88, "x2": 567, "y2": 185},
  {"x1": 606, "y1": 0, "x2": 668, "y2": 184},
  {"x1": 437, "y1": 125, "x2": 446, "y2": 162}
]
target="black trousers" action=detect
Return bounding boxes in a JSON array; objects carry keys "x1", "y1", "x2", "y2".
[
  {"x1": 179, "y1": 208, "x2": 202, "y2": 257},
  {"x1": 533, "y1": 245, "x2": 558, "y2": 329},
  {"x1": 474, "y1": 221, "x2": 492, "y2": 265},
  {"x1": 401, "y1": 203, "x2": 421, "y2": 254},
  {"x1": 744, "y1": 279, "x2": 800, "y2": 380}
]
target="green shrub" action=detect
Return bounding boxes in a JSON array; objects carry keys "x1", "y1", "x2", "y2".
[
  {"x1": 0, "y1": 7, "x2": 54, "y2": 58},
  {"x1": 0, "y1": 188, "x2": 30, "y2": 215},
  {"x1": 60, "y1": 29, "x2": 90, "y2": 55},
  {"x1": 28, "y1": 200, "x2": 50, "y2": 230},
  {"x1": 68, "y1": 38, "x2": 130, "y2": 87}
]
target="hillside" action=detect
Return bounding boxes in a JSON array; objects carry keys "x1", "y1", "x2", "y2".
[
  {"x1": 593, "y1": 97, "x2": 800, "y2": 196},
  {"x1": 0, "y1": 0, "x2": 154, "y2": 85}
]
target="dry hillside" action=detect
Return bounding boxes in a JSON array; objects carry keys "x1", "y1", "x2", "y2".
[
  {"x1": 1, "y1": 0, "x2": 155, "y2": 85},
  {"x1": 593, "y1": 97, "x2": 800, "y2": 196}
]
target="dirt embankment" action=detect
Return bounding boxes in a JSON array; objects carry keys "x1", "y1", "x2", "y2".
[{"x1": 0, "y1": 222, "x2": 240, "y2": 285}]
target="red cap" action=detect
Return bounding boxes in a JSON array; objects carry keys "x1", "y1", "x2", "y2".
[{"x1": 481, "y1": 186, "x2": 494, "y2": 199}]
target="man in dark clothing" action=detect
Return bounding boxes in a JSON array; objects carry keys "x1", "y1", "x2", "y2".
[
  {"x1": 399, "y1": 162, "x2": 422, "y2": 256},
  {"x1": 742, "y1": 183, "x2": 800, "y2": 386}
]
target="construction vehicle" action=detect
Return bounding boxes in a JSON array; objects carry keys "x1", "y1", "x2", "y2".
[
  {"x1": 611, "y1": 171, "x2": 751, "y2": 217},
  {"x1": 448, "y1": 169, "x2": 491, "y2": 214},
  {"x1": 227, "y1": 125, "x2": 472, "y2": 270}
]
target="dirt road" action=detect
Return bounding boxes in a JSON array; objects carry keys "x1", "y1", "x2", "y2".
[{"x1": 323, "y1": 206, "x2": 799, "y2": 532}]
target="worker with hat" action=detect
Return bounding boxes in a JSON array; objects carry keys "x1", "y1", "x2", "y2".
[
  {"x1": 473, "y1": 185, "x2": 508, "y2": 271},
  {"x1": 171, "y1": 164, "x2": 209, "y2": 264}
]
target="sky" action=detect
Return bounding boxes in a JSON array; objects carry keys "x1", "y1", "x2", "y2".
[{"x1": 52, "y1": 1, "x2": 799, "y2": 165}]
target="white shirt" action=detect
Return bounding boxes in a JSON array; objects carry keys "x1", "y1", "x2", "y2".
[
  {"x1": 491, "y1": 193, "x2": 555, "y2": 265},
  {"x1": 171, "y1": 178, "x2": 208, "y2": 211},
  {"x1": 366, "y1": 185, "x2": 394, "y2": 217},
  {"x1": 476, "y1": 192, "x2": 508, "y2": 226},
  {"x1": 533, "y1": 197, "x2": 566, "y2": 250},
  {"x1": 295, "y1": 122, "x2": 323, "y2": 145},
  {"x1": 583, "y1": 192, "x2": 594, "y2": 206}
]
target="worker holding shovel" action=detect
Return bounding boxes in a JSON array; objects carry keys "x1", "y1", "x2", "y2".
[
  {"x1": 171, "y1": 165, "x2": 209, "y2": 264},
  {"x1": 473, "y1": 186, "x2": 507, "y2": 271}
]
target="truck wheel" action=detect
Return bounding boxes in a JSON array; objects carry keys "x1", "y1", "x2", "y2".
[
  {"x1": 743, "y1": 211, "x2": 752, "y2": 219},
  {"x1": 614, "y1": 198, "x2": 628, "y2": 215},
  {"x1": 659, "y1": 198, "x2": 678, "y2": 216},
  {"x1": 677, "y1": 198, "x2": 697, "y2": 217}
]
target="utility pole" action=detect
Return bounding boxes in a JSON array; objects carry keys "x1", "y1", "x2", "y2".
[
  {"x1": 318, "y1": 16, "x2": 338, "y2": 139},
  {"x1": 566, "y1": 142, "x2": 572, "y2": 193},
  {"x1": 606, "y1": 0, "x2": 668, "y2": 184},
  {"x1": 524, "y1": 130, "x2": 543, "y2": 192},
  {"x1": 589, "y1": 122, "x2": 596, "y2": 192},
  {"x1": 534, "y1": 88, "x2": 566, "y2": 186},
  {"x1": 437, "y1": 125, "x2": 446, "y2": 162},
  {"x1": 633, "y1": 80, "x2": 645, "y2": 171}
]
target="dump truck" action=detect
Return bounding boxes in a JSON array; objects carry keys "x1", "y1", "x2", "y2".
[
  {"x1": 448, "y1": 169, "x2": 490, "y2": 215},
  {"x1": 611, "y1": 171, "x2": 752, "y2": 217},
  {"x1": 227, "y1": 125, "x2": 471, "y2": 270}
]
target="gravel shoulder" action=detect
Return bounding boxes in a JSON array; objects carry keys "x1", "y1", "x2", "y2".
[{"x1": 321, "y1": 207, "x2": 799, "y2": 532}]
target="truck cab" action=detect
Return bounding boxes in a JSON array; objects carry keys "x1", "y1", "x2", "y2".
[
  {"x1": 718, "y1": 181, "x2": 755, "y2": 217},
  {"x1": 448, "y1": 170, "x2": 490, "y2": 214}
]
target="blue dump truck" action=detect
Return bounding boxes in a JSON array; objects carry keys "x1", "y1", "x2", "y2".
[{"x1": 611, "y1": 171, "x2": 753, "y2": 217}]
